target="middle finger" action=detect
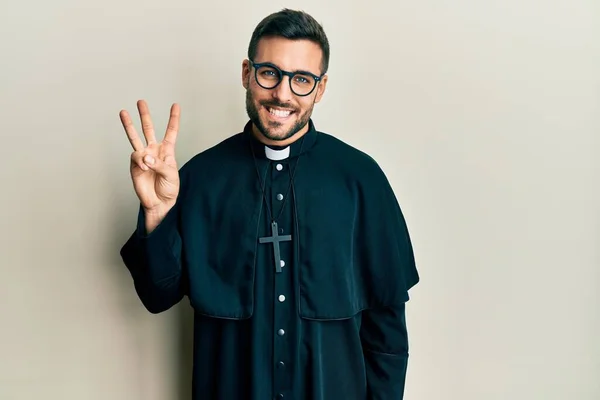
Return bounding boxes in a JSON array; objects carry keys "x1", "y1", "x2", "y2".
[{"x1": 137, "y1": 99, "x2": 157, "y2": 145}]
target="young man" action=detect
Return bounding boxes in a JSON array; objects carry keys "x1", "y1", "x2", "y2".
[{"x1": 119, "y1": 8, "x2": 419, "y2": 400}]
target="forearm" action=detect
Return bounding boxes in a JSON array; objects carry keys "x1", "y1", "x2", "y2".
[
  {"x1": 120, "y1": 205, "x2": 185, "y2": 313},
  {"x1": 360, "y1": 303, "x2": 411, "y2": 399}
]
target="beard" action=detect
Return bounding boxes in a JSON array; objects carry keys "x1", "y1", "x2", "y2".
[{"x1": 245, "y1": 88, "x2": 314, "y2": 142}]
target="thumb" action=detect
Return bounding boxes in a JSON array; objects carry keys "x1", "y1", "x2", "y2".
[{"x1": 143, "y1": 154, "x2": 173, "y2": 177}]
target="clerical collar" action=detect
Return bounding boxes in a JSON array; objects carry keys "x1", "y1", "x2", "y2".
[
  {"x1": 244, "y1": 119, "x2": 318, "y2": 160},
  {"x1": 265, "y1": 146, "x2": 290, "y2": 160}
]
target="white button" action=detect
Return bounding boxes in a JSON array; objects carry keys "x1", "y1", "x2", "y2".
[
  {"x1": 278, "y1": 329, "x2": 285, "y2": 336},
  {"x1": 280, "y1": 260, "x2": 285, "y2": 268},
  {"x1": 276, "y1": 193, "x2": 284, "y2": 201},
  {"x1": 276, "y1": 163, "x2": 283, "y2": 171},
  {"x1": 279, "y1": 295, "x2": 286, "y2": 302}
]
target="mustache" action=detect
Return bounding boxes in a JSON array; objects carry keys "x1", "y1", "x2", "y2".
[{"x1": 260, "y1": 100, "x2": 297, "y2": 111}]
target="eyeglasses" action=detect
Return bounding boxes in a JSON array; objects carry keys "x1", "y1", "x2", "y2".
[{"x1": 249, "y1": 59, "x2": 324, "y2": 97}]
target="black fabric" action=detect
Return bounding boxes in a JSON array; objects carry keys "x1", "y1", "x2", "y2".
[{"x1": 120, "y1": 119, "x2": 419, "y2": 399}]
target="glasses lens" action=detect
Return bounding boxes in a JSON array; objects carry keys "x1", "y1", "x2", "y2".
[
  {"x1": 256, "y1": 65, "x2": 281, "y2": 89},
  {"x1": 290, "y1": 74, "x2": 316, "y2": 96},
  {"x1": 255, "y1": 64, "x2": 317, "y2": 96}
]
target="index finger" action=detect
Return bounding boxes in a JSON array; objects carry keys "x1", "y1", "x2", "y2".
[
  {"x1": 163, "y1": 103, "x2": 180, "y2": 145},
  {"x1": 119, "y1": 109, "x2": 144, "y2": 152}
]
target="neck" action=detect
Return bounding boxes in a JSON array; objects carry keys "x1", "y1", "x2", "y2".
[{"x1": 252, "y1": 123, "x2": 309, "y2": 147}]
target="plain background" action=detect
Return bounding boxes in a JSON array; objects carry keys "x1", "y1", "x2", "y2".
[{"x1": 1, "y1": 0, "x2": 598, "y2": 399}]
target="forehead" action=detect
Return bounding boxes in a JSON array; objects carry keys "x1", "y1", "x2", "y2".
[{"x1": 254, "y1": 36, "x2": 323, "y2": 74}]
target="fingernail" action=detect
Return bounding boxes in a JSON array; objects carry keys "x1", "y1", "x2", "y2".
[{"x1": 144, "y1": 155, "x2": 154, "y2": 164}]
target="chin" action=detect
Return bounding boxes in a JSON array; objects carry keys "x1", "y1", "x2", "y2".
[
  {"x1": 259, "y1": 112, "x2": 298, "y2": 141},
  {"x1": 260, "y1": 126, "x2": 295, "y2": 142}
]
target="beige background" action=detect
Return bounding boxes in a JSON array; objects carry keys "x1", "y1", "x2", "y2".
[{"x1": 1, "y1": 0, "x2": 598, "y2": 399}]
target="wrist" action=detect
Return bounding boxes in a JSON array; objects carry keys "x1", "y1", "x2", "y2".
[{"x1": 143, "y1": 201, "x2": 175, "y2": 234}]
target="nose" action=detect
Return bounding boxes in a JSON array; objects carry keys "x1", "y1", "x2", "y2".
[{"x1": 271, "y1": 75, "x2": 294, "y2": 103}]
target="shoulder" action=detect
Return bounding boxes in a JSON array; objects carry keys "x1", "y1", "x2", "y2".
[
  {"x1": 314, "y1": 131, "x2": 389, "y2": 183},
  {"x1": 178, "y1": 132, "x2": 245, "y2": 177}
]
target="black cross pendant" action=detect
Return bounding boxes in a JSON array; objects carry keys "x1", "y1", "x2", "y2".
[{"x1": 259, "y1": 221, "x2": 291, "y2": 273}]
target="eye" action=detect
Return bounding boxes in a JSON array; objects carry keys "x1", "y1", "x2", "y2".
[
  {"x1": 293, "y1": 74, "x2": 313, "y2": 86},
  {"x1": 257, "y1": 66, "x2": 279, "y2": 79}
]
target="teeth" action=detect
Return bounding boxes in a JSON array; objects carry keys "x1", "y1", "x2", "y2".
[{"x1": 269, "y1": 107, "x2": 292, "y2": 118}]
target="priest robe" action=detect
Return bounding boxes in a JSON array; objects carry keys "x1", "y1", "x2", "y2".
[{"x1": 120, "y1": 119, "x2": 420, "y2": 400}]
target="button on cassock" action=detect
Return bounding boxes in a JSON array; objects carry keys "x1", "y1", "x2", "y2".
[{"x1": 277, "y1": 329, "x2": 285, "y2": 336}]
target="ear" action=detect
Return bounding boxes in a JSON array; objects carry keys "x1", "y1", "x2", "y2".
[
  {"x1": 242, "y1": 59, "x2": 251, "y2": 89},
  {"x1": 313, "y1": 75, "x2": 328, "y2": 104}
]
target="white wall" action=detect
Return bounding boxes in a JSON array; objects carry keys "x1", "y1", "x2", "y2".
[{"x1": 1, "y1": 1, "x2": 598, "y2": 399}]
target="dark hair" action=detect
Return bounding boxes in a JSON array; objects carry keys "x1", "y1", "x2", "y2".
[{"x1": 247, "y1": 9, "x2": 330, "y2": 75}]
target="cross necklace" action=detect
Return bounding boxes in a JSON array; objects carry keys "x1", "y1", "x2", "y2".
[{"x1": 250, "y1": 134, "x2": 306, "y2": 273}]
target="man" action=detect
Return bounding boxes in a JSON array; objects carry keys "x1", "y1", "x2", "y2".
[{"x1": 119, "y1": 8, "x2": 419, "y2": 400}]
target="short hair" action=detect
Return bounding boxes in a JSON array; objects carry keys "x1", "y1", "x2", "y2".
[{"x1": 247, "y1": 9, "x2": 330, "y2": 75}]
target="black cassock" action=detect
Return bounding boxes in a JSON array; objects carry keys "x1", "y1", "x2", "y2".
[{"x1": 120, "y1": 119, "x2": 420, "y2": 400}]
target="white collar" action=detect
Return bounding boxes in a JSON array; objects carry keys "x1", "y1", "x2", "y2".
[{"x1": 265, "y1": 145, "x2": 290, "y2": 160}]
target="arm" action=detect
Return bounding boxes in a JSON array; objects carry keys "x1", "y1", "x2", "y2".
[
  {"x1": 358, "y1": 159, "x2": 419, "y2": 398},
  {"x1": 120, "y1": 204, "x2": 186, "y2": 314},
  {"x1": 360, "y1": 303, "x2": 411, "y2": 400}
]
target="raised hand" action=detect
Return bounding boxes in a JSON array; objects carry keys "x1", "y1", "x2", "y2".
[{"x1": 120, "y1": 100, "x2": 180, "y2": 229}]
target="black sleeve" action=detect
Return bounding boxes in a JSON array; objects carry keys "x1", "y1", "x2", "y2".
[
  {"x1": 119, "y1": 203, "x2": 187, "y2": 314},
  {"x1": 360, "y1": 303, "x2": 411, "y2": 399},
  {"x1": 358, "y1": 159, "x2": 419, "y2": 399}
]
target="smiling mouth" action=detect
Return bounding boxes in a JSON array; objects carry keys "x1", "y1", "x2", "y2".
[{"x1": 267, "y1": 106, "x2": 295, "y2": 118}]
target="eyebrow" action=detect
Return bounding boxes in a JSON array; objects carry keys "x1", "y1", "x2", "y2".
[
  {"x1": 294, "y1": 68, "x2": 319, "y2": 76},
  {"x1": 258, "y1": 60, "x2": 319, "y2": 76}
]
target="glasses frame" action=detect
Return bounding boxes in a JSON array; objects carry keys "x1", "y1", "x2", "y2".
[{"x1": 249, "y1": 59, "x2": 324, "y2": 97}]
